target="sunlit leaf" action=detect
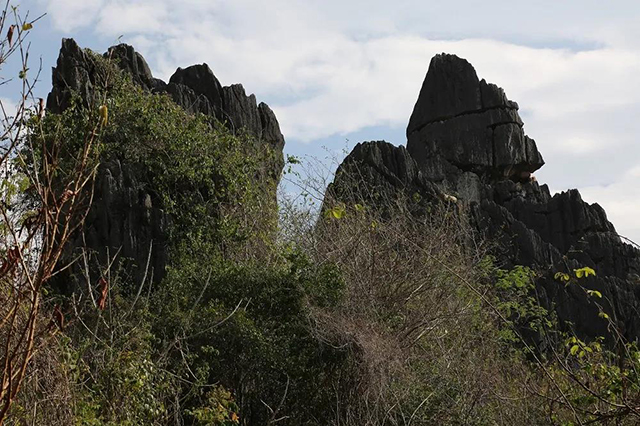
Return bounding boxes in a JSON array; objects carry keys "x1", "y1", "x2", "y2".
[
  {"x1": 587, "y1": 290, "x2": 602, "y2": 299},
  {"x1": 99, "y1": 105, "x2": 108, "y2": 126},
  {"x1": 570, "y1": 344, "x2": 580, "y2": 356},
  {"x1": 324, "y1": 204, "x2": 345, "y2": 220},
  {"x1": 574, "y1": 267, "x2": 596, "y2": 279}
]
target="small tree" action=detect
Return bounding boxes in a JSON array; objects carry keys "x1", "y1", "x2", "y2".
[{"x1": 0, "y1": 3, "x2": 102, "y2": 422}]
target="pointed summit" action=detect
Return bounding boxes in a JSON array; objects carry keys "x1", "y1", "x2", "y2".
[
  {"x1": 327, "y1": 52, "x2": 640, "y2": 343},
  {"x1": 407, "y1": 54, "x2": 483, "y2": 134},
  {"x1": 406, "y1": 53, "x2": 543, "y2": 181}
]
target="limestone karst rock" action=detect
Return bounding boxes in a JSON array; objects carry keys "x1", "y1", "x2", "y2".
[
  {"x1": 46, "y1": 39, "x2": 285, "y2": 289},
  {"x1": 407, "y1": 54, "x2": 544, "y2": 187},
  {"x1": 326, "y1": 141, "x2": 440, "y2": 211},
  {"x1": 330, "y1": 53, "x2": 640, "y2": 342}
]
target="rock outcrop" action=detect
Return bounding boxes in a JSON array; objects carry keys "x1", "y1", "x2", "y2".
[
  {"x1": 407, "y1": 54, "x2": 544, "y2": 194},
  {"x1": 330, "y1": 53, "x2": 640, "y2": 343},
  {"x1": 326, "y1": 141, "x2": 441, "y2": 213},
  {"x1": 47, "y1": 39, "x2": 285, "y2": 288}
]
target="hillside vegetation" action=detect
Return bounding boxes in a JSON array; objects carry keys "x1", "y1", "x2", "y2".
[{"x1": 2, "y1": 7, "x2": 640, "y2": 426}]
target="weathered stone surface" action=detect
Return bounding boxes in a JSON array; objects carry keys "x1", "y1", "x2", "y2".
[
  {"x1": 46, "y1": 38, "x2": 97, "y2": 113},
  {"x1": 161, "y1": 80, "x2": 215, "y2": 115},
  {"x1": 258, "y1": 103, "x2": 286, "y2": 162},
  {"x1": 329, "y1": 53, "x2": 640, "y2": 343},
  {"x1": 169, "y1": 64, "x2": 225, "y2": 116},
  {"x1": 164, "y1": 65, "x2": 285, "y2": 177},
  {"x1": 407, "y1": 54, "x2": 482, "y2": 133},
  {"x1": 57, "y1": 160, "x2": 168, "y2": 292},
  {"x1": 106, "y1": 43, "x2": 154, "y2": 90},
  {"x1": 221, "y1": 84, "x2": 262, "y2": 134},
  {"x1": 407, "y1": 53, "x2": 544, "y2": 182},
  {"x1": 325, "y1": 141, "x2": 442, "y2": 218}
]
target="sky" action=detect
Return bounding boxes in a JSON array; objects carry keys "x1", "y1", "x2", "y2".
[{"x1": 5, "y1": 0, "x2": 640, "y2": 243}]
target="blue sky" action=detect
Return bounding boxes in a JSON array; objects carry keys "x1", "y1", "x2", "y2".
[{"x1": 4, "y1": 0, "x2": 640, "y2": 243}]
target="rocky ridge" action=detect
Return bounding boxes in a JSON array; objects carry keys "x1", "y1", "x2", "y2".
[
  {"x1": 330, "y1": 54, "x2": 640, "y2": 342},
  {"x1": 47, "y1": 39, "x2": 285, "y2": 288}
]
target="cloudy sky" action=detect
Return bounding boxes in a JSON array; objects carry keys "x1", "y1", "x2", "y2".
[{"x1": 8, "y1": 0, "x2": 640, "y2": 243}]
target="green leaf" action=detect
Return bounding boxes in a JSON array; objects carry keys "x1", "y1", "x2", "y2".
[
  {"x1": 22, "y1": 22, "x2": 33, "y2": 31},
  {"x1": 324, "y1": 205, "x2": 346, "y2": 220},
  {"x1": 574, "y1": 267, "x2": 596, "y2": 279},
  {"x1": 570, "y1": 345, "x2": 580, "y2": 356},
  {"x1": 598, "y1": 311, "x2": 610, "y2": 320},
  {"x1": 554, "y1": 272, "x2": 570, "y2": 283},
  {"x1": 286, "y1": 154, "x2": 300, "y2": 164},
  {"x1": 587, "y1": 290, "x2": 602, "y2": 299}
]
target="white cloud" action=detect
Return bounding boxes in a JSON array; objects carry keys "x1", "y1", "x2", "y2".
[
  {"x1": 41, "y1": 0, "x2": 105, "y2": 32},
  {"x1": 95, "y1": 2, "x2": 168, "y2": 36},
  {"x1": 580, "y1": 168, "x2": 640, "y2": 246},
  {"x1": 37, "y1": 1, "x2": 640, "y2": 146}
]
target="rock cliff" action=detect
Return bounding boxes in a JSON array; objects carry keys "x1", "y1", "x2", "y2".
[
  {"x1": 329, "y1": 54, "x2": 640, "y2": 342},
  {"x1": 47, "y1": 39, "x2": 285, "y2": 288}
]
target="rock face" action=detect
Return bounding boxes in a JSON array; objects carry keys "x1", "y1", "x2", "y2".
[
  {"x1": 330, "y1": 53, "x2": 640, "y2": 342},
  {"x1": 47, "y1": 39, "x2": 285, "y2": 287},
  {"x1": 327, "y1": 141, "x2": 440, "y2": 210},
  {"x1": 407, "y1": 54, "x2": 544, "y2": 190}
]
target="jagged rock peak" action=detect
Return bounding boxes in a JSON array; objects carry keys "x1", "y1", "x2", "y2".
[
  {"x1": 326, "y1": 141, "x2": 441, "y2": 215},
  {"x1": 47, "y1": 38, "x2": 285, "y2": 175},
  {"x1": 326, "y1": 53, "x2": 640, "y2": 343},
  {"x1": 48, "y1": 39, "x2": 284, "y2": 152},
  {"x1": 342, "y1": 141, "x2": 423, "y2": 187},
  {"x1": 106, "y1": 43, "x2": 154, "y2": 89},
  {"x1": 169, "y1": 63, "x2": 224, "y2": 113},
  {"x1": 46, "y1": 38, "x2": 93, "y2": 113},
  {"x1": 46, "y1": 38, "x2": 286, "y2": 288},
  {"x1": 406, "y1": 53, "x2": 544, "y2": 181},
  {"x1": 407, "y1": 54, "x2": 517, "y2": 134}
]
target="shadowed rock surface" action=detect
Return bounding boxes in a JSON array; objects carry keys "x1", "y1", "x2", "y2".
[
  {"x1": 47, "y1": 39, "x2": 285, "y2": 287},
  {"x1": 327, "y1": 141, "x2": 440, "y2": 210},
  {"x1": 407, "y1": 54, "x2": 543, "y2": 188},
  {"x1": 330, "y1": 53, "x2": 640, "y2": 342}
]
